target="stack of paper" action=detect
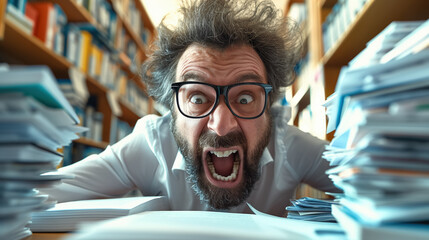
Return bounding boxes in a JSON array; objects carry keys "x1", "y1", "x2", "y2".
[
  {"x1": 323, "y1": 21, "x2": 429, "y2": 240},
  {"x1": 0, "y1": 65, "x2": 85, "y2": 240},
  {"x1": 381, "y1": 19, "x2": 429, "y2": 63},
  {"x1": 286, "y1": 197, "x2": 339, "y2": 222},
  {"x1": 30, "y1": 196, "x2": 170, "y2": 232},
  {"x1": 349, "y1": 21, "x2": 423, "y2": 69}
]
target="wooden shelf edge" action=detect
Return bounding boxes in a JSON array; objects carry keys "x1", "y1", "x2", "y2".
[
  {"x1": 73, "y1": 137, "x2": 109, "y2": 149},
  {"x1": 46, "y1": 0, "x2": 97, "y2": 24},
  {"x1": 1, "y1": 18, "x2": 72, "y2": 77},
  {"x1": 0, "y1": 0, "x2": 6, "y2": 39},
  {"x1": 86, "y1": 75, "x2": 109, "y2": 95},
  {"x1": 320, "y1": 0, "x2": 337, "y2": 9},
  {"x1": 118, "y1": 97, "x2": 141, "y2": 125}
]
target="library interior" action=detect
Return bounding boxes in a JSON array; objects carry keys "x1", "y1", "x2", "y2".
[{"x1": 0, "y1": 0, "x2": 429, "y2": 239}]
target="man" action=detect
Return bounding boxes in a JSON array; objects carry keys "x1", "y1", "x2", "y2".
[{"x1": 42, "y1": 0, "x2": 338, "y2": 217}]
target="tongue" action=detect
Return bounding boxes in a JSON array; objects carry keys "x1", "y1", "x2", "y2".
[{"x1": 212, "y1": 155, "x2": 234, "y2": 177}]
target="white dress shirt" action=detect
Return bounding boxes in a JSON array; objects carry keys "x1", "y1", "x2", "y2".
[{"x1": 42, "y1": 105, "x2": 338, "y2": 216}]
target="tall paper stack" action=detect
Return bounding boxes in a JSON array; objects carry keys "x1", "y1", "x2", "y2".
[
  {"x1": 0, "y1": 65, "x2": 86, "y2": 239},
  {"x1": 323, "y1": 20, "x2": 429, "y2": 240}
]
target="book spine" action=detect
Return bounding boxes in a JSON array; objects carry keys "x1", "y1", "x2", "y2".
[
  {"x1": 78, "y1": 30, "x2": 93, "y2": 73},
  {"x1": 63, "y1": 24, "x2": 81, "y2": 66},
  {"x1": 27, "y1": 2, "x2": 54, "y2": 47}
]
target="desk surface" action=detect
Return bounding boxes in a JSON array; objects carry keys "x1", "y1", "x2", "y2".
[{"x1": 27, "y1": 233, "x2": 70, "y2": 240}]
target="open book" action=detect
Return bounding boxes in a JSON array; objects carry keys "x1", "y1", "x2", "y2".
[
  {"x1": 29, "y1": 196, "x2": 170, "y2": 232},
  {"x1": 65, "y1": 210, "x2": 345, "y2": 240}
]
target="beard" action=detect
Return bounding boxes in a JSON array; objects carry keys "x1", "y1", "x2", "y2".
[{"x1": 171, "y1": 112, "x2": 272, "y2": 210}]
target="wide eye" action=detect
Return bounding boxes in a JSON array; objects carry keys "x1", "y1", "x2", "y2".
[
  {"x1": 190, "y1": 94, "x2": 207, "y2": 104},
  {"x1": 238, "y1": 94, "x2": 254, "y2": 104}
]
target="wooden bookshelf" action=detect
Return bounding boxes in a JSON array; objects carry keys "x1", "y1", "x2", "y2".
[
  {"x1": 117, "y1": 14, "x2": 146, "y2": 58},
  {"x1": 45, "y1": 0, "x2": 96, "y2": 24},
  {"x1": 86, "y1": 75, "x2": 143, "y2": 136},
  {"x1": 323, "y1": 0, "x2": 429, "y2": 67},
  {"x1": 118, "y1": 53, "x2": 148, "y2": 95},
  {"x1": 0, "y1": 18, "x2": 72, "y2": 77},
  {"x1": 0, "y1": 0, "x2": 157, "y2": 152},
  {"x1": 119, "y1": 97, "x2": 141, "y2": 124},
  {"x1": 135, "y1": 0, "x2": 155, "y2": 33},
  {"x1": 47, "y1": 0, "x2": 152, "y2": 98},
  {"x1": 85, "y1": 75, "x2": 109, "y2": 95},
  {"x1": 289, "y1": 0, "x2": 429, "y2": 139}
]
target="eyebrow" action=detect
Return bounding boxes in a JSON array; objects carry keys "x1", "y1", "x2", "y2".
[
  {"x1": 182, "y1": 73, "x2": 204, "y2": 82},
  {"x1": 181, "y1": 72, "x2": 264, "y2": 83}
]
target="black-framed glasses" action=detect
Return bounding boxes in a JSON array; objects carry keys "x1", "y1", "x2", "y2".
[{"x1": 171, "y1": 81, "x2": 273, "y2": 119}]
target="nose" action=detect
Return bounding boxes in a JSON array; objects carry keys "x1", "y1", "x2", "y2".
[{"x1": 207, "y1": 97, "x2": 239, "y2": 136}]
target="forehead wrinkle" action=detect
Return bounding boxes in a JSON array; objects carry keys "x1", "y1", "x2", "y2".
[{"x1": 177, "y1": 44, "x2": 266, "y2": 83}]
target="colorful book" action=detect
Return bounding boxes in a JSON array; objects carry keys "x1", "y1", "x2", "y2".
[
  {"x1": 62, "y1": 24, "x2": 81, "y2": 66},
  {"x1": 24, "y1": 2, "x2": 38, "y2": 35},
  {"x1": 78, "y1": 30, "x2": 93, "y2": 73},
  {"x1": 6, "y1": 3, "x2": 33, "y2": 34},
  {"x1": 53, "y1": 4, "x2": 67, "y2": 55},
  {"x1": 27, "y1": 2, "x2": 55, "y2": 48}
]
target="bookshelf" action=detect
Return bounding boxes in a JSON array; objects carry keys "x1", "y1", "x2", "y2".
[
  {"x1": 286, "y1": 0, "x2": 429, "y2": 199},
  {"x1": 287, "y1": 0, "x2": 429, "y2": 139},
  {"x1": 322, "y1": 0, "x2": 429, "y2": 67},
  {"x1": 0, "y1": 17, "x2": 72, "y2": 76},
  {"x1": 0, "y1": 0, "x2": 156, "y2": 164},
  {"x1": 46, "y1": 0, "x2": 95, "y2": 23}
]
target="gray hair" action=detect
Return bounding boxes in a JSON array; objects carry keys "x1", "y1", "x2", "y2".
[{"x1": 141, "y1": 0, "x2": 302, "y2": 109}]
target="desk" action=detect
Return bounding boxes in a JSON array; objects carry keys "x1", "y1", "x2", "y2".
[{"x1": 27, "y1": 233, "x2": 70, "y2": 240}]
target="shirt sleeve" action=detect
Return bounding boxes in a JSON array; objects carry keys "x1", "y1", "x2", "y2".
[
  {"x1": 39, "y1": 115, "x2": 163, "y2": 202},
  {"x1": 299, "y1": 138, "x2": 339, "y2": 193},
  {"x1": 283, "y1": 125, "x2": 340, "y2": 193},
  {"x1": 40, "y1": 135, "x2": 136, "y2": 202}
]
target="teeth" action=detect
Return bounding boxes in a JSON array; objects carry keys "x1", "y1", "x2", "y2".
[
  {"x1": 210, "y1": 150, "x2": 237, "y2": 157},
  {"x1": 208, "y1": 161, "x2": 239, "y2": 182}
]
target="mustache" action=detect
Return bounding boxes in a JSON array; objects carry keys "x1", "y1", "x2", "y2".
[{"x1": 198, "y1": 130, "x2": 246, "y2": 149}]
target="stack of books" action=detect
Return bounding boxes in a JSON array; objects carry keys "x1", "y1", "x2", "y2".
[
  {"x1": 323, "y1": 20, "x2": 429, "y2": 240},
  {"x1": 0, "y1": 65, "x2": 86, "y2": 239}
]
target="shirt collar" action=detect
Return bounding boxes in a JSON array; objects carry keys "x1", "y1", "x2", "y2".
[{"x1": 172, "y1": 151, "x2": 186, "y2": 175}]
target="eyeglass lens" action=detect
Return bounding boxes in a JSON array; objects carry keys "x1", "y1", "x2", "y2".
[{"x1": 176, "y1": 83, "x2": 267, "y2": 118}]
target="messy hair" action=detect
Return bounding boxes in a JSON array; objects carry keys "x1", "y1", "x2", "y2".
[{"x1": 141, "y1": 0, "x2": 302, "y2": 109}]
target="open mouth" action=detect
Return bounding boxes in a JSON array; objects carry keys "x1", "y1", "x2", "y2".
[{"x1": 202, "y1": 148, "x2": 244, "y2": 188}]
